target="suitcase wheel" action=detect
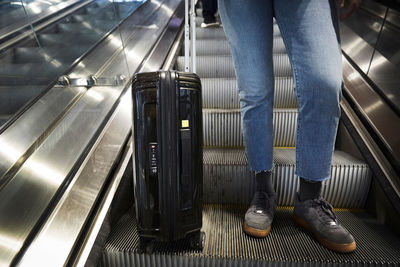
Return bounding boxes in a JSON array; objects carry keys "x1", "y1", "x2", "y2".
[
  {"x1": 139, "y1": 237, "x2": 154, "y2": 254},
  {"x1": 189, "y1": 231, "x2": 206, "y2": 250}
]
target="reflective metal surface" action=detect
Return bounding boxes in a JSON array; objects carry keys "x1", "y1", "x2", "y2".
[
  {"x1": 0, "y1": 0, "x2": 144, "y2": 128},
  {"x1": 0, "y1": 84, "x2": 123, "y2": 266},
  {"x1": 18, "y1": 91, "x2": 132, "y2": 267},
  {"x1": 340, "y1": 6, "x2": 383, "y2": 73},
  {"x1": 0, "y1": 0, "x2": 184, "y2": 265},
  {"x1": 340, "y1": 0, "x2": 400, "y2": 114},
  {"x1": 342, "y1": 57, "x2": 400, "y2": 174},
  {"x1": 0, "y1": 0, "x2": 88, "y2": 42},
  {"x1": 0, "y1": 85, "x2": 85, "y2": 185}
]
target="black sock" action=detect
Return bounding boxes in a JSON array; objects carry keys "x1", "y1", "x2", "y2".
[
  {"x1": 255, "y1": 170, "x2": 275, "y2": 196},
  {"x1": 299, "y1": 177, "x2": 322, "y2": 201}
]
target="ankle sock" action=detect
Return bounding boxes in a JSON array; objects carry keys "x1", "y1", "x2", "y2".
[
  {"x1": 299, "y1": 177, "x2": 322, "y2": 201},
  {"x1": 255, "y1": 170, "x2": 275, "y2": 196}
]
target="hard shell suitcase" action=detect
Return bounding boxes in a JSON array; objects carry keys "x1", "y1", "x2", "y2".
[{"x1": 132, "y1": 70, "x2": 203, "y2": 248}]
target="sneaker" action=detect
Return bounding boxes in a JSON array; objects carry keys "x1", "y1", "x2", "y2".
[
  {"x1": 293, "y1": 194, "x2": 356, "y2": 253},
  {"x1": 243, "y1": 191, "x2": 277, "y2": 237},
  {"x1": 201, "y1": 17, "x2": 221, "y2": 28}
]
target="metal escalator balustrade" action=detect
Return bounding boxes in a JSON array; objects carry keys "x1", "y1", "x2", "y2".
[
  {"x1": 0, "y1": 0, "x2": 181, "y2": 265},
  {"x1": 0, "y1": 0, "x2": 144, "y2": 129},
  {"x1": 100, "y1": 7, "x2": 400, "y2": 267}
]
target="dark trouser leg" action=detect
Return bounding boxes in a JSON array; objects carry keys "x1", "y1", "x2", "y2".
[{"x1": 202, "y1": 0, "x2": 218, "y2": 20}]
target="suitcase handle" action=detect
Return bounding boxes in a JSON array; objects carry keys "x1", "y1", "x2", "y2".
[
  {"x1": 184, "y1": 0, "x2": 196, "y2": 73},
  {"x1": 180, "y1": 128, "x2": 193, "y2": 209}
]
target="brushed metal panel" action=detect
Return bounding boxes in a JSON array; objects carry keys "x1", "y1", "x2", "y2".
[
  {"x1": 18, "y1": 92, "x2": 132, "y2": 267},
  {"x1": 0, "y1": 85, "x2": 124, "y2": 266},
  {"x1": 340, "y1": 23, "x2": 376, "y2": 74},
  {"x1": 342, "y1": 58, "x2": 400, "y2": 169},
  {"x1": 0, "y1": 86, "x2": 85, "y2": 186}
]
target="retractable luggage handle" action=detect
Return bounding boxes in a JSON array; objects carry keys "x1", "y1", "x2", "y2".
[{"x1": 184, "y1": 0, "x2": 196, "y2": 73}]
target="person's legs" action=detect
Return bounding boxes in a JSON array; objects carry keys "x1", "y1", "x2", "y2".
[
  {"x1": 219, "y1": 0, "x2": 274, "y2": 172},
  {"x1": 218, "y1": 0, "x2": 276, "y2": 237},
  {"x1": 201, "y1": 0, "x2": 219, "y2": 27},
  {"x1": 274, "y1": 0, "x2": 356, "y2": 252}
]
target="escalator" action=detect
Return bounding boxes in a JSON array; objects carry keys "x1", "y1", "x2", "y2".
[
  {"x1": 99, "y1": 6, "x2": 400, "y2": 267},
  {"x1": 0, "y1": 0, "x2": 399, "y2": 266}
]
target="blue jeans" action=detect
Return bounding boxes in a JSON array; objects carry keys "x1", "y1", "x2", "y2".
[{"x1": 218, "y1": 0, "x2": 342, "y2": 181}]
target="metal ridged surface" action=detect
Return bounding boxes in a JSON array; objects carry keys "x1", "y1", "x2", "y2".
[
  {"x1": 176, "y1": 55, "x2": 292, "y2": 78},
  {"x1": 201, "y1": 77, "x2": 296, "y2": 109},
  {"x1": 195, "y1": 16, "x2": 277, "y2": 27},
  {"x1": 203, "y1": 148, "x2": 372, "y2": 208},
  {"x1": 196, "y1": 38, "x2": 286, "y2": 55},
  {"x1": 196, "y1": 27, "x2": 227, "y2": 39},
  {"x1": 195, "y1": 24, "x2": 280, "y2": 40},
  {"x1": 203, "y1": 109, "x2": 297, "y2": 148},
  {"x1": 100, "y1": 206, "x2": 400, "y2": 267}
]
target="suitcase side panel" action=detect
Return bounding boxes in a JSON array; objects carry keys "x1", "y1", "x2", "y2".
[
  {"x1": 132, "y1": 72, "x2": 162, "y2": 238},
  {"x1": 175, "y1": 72, "x2": 203, "y2": 238},
  {"x1": 132, "y1": 71, "x2": 202, "y2": 241}
]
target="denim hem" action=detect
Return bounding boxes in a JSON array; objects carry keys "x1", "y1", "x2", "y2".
[{"x1": 295, "y1": 173, "x2": 330, "y2": 182}]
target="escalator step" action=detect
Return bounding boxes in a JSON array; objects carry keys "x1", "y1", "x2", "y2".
[
  {"x1": 202, "y1": 77, "x2": 296, "y2": 109},
  {"x1": 203, "y1": 108, "x2": 297, "y2": 147},
  {"x1": 101, "y1": 205, "x2": 400, "y2": 267},
  {"x1": 176, "y1": 55, "x2": 292, "y2": 78},
  {"x1": 196, "y1": 27, "x2": 227, "y2": 39},
  {"x1": 196, "y1": 37, "x2": 286, "y2": 55},
  {"x1": 203, "y1": 148, "x2": 372, "y2": 208},
  {"x1": 195, "y1": 24, "x2": 280, "y2": 39},
  {"x1": 195, "y1": 16, "x2": 277, "y2": 27}
]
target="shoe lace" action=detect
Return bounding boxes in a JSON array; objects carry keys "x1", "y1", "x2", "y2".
[{"x1": 312, "y1": 198, "x2": 337, "y2": 223}]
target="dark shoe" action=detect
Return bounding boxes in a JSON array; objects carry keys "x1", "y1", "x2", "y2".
[
  {"x1": 293, "y1": 194, "x2": 356, "y2": 253},
  {"x1": 243, "y1": 191, "x2": 277, "y2": 237},
  {"x1": 201, "y1": 17, "x2": 221, "y2": 28}
]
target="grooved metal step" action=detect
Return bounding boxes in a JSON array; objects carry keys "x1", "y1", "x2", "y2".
[
  {"x1": 201, "y1": 77, "x2": 296, "y2": 109},
  {"x1": 203, "y1": 108, "x2": 297, "y2": 147},
  {"x1": 203, "y1": 148, "x2": 372, "y2": 207},
  {"x1": 195, "y1": 16, "x2": 277, "y2": 27},
  {"x1": 196, "y1": 37, "x2": 286, "y2": 55},
  {"x1": 100, "y1": 205, "x2": 400, "y2": 267},
  {"x1": 177, "y1": 55, "x2": 292, "y2": 78},
  {"x1": 195, "y1": 24, "x2": 280, "y2": 39}
]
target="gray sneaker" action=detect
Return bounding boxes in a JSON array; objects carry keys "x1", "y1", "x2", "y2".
[
  {"x1": 293, "y1": 194, "x2": 356, "y2": 253},
  {"x1": 243, "y1": 191, "x2": 277, "y2": 237}
]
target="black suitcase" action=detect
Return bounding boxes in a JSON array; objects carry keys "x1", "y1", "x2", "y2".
[{"x1": 132, "y1": 70, "x2": 204, "y2": 249}]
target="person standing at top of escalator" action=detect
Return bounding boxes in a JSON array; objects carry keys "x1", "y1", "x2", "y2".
[
  {"x1": 217, "y1": 0, "x2": 360, "y2": 253},
  {"x1": 201, "y1": 0, "x2": 221, "y2": 28}
]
